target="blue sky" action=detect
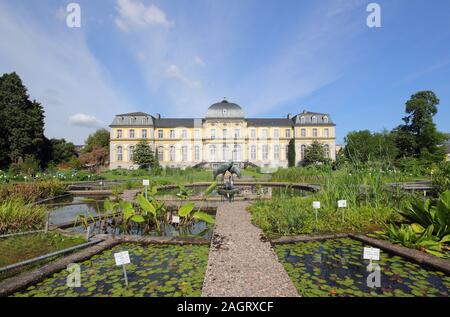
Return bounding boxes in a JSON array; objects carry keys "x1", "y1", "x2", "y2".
[{"x1": 0, "y1": 0, "x2": 449, "y2": 144}]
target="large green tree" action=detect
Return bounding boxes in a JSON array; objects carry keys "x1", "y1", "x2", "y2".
[
  {"x1": 83, "y1": 128, "x2": 110, "y2": 153},
  {"x1": 392, "y1": 91, "x2": 446, "y2": 162},
  {"x1": 49, "y1": 138, "x2": 78, "y2": 165},
  {"x1": 344, "y1": 130, "x2": 398, "y2": 163},
  {"x1": 303, "y1": 141, "x2": 329, "y2": 166},
  {"x1": 132, "y1": 140, "x2": 157, "y2": 169},
  {"x1": 0, "y1": 72, "x2": 46, "y2": 168}
]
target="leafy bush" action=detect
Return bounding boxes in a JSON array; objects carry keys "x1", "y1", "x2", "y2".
[
  {"x1": 0, "y1": 199, "x2": 47, "y2": 234},
  {"x1": 431, "y1": 162, "x2": 450, "y2": 194}
]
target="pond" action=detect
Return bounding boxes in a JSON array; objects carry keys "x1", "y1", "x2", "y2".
[
  {"x1": 275, "y1": 238, "x2": 450, "y2": 297},
  {"x1": 156, "y1": 184, "x2": 311, "y2": 199},
  {"x1": 13, "y1": 243, "x2": 209, "y2": 297}
]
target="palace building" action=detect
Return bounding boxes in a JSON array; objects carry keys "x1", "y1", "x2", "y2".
[{"x1": 109, "y1": 100, "x2": 336, "y2": 169}]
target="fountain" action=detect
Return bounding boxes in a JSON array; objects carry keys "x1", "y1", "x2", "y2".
[{"x1": 214, "y1": 161, "x2": 241, "y2": 202}]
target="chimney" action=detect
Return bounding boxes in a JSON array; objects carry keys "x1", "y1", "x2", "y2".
[
  {"x1": 155, "y1": 113, "x2": 161, "y2": 119},
  {"x1": 287, "y1": 113, "x2": 292, "y2": 119}
]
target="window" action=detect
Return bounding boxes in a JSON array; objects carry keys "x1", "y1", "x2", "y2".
[
  {"x1": 324, "y1": 128, "x2": 329, "y2": 138},
  {"x1": 274, "y1": 145, "x2": 280, "y2": 160},
  {"x1": 141, "y1": 129, "x2": 147, "y2": 139},
  {"x1": 251, "y1": 129, "x2": 256, "y2": 139},
  {"x1": 301, "y1": 128, "x2": 306, "y2": 137},
  {"x1": 182, "y1": 146, "x2": 188, "y2": 161},
  {"x1": 170, "y1": 130, "x2": 176, "y2": 139},
  {"x1": 262, "y1": 128, "x2": 268, "y2": 139},
  {"x1": 222, "y1": 145, "x2": 229, "y2": 161},
  {"x1": 129, "y1": 129, "x2": 135, "y2": 138},
  {"x1": 324, "y1": 144, "x2": 330, "y2": 158},
  {"x1": 157, "y1": 146, "x2": 164, "y2": 161},
  {"x1": 129, "y1": 146, "x2": 135, "y2": 161},
  {"x1": 233, "y1": 145, "x2": 241, "y2": 161},
  {"x1": 234, "y1": 129, "x2": 240, "y2": 138},
  {"x1": 210, "y1": 145, "x2": 216, "y2": 160},
  {"x1": 285, "y1": 145, "x2": 289, "y2": 161},
  {"x1": 117, "y1": 129, "x2": 122, "y2": 139},
  {"x1": 285, "y1": 129, "x2": 291, "y2": 138},
  {"x1": 301, "y1": 145, "x2": 306, "y2": 159},
  {"x1": 211, "y1": 129, "x2": 216, "y2": 139},
  {"x1": 262, "y1": 145, "x2": 268, "y2": 160},
  {"x1": 312, "y1": 128, "x2": 318, "y2": 137},
  {"x1": 117, "y1": 146, "x2": 123, "y2": 161},
  {"x1": 170, "y1": 146, "x2": 176, "y2": 161},
  {"x1": 312, "y1": 116, "x2": 317, "y2": 124},
  {"x1": 274, "y1": 129, "x2": 279, "y2": 138},
  {"x1": 251, "y1": 145, "x2": 256, "y2": 160},
  {"x1": 194, "y1": 129, "x2": 200, "y2": 139},
  {"x1": 323, "y1": 116, "x2": 329, "y2": 123},
  {"x1": 194, "y1": 146, "x2": 200, "y2": 161},
  {"x1": 300, "y1": 116, "x2": 306, "y2": 124},
  {"x1": 158, "y1": 130, "x2": 163, "y2": 139},
  {"x1": 222, "y1": 129, "x2": 228, "y2": 139},
  {"x1": 182, "y1": 129, "x2": 188, "y2": 139}
]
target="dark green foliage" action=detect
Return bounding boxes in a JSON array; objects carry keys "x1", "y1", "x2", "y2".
[
  {"x1": 48, "y1": 138, "x2": 78, "y2": 165},
  {"x1": 431, "y1": 161, "x2": 450, "y2": 194},
  {"x1": 392, "y1": 91, "x2": 446, "y2": 163},
  {"x1": 0, "y1": 73, "x2": 46, "y2": 169},
  {"x1": 303, "y1": 141, "x2": 330, "y2": 166},
  {"x1": 288, "y1": 139, "x2": 296, "y2": 167},
  {"x1": 132, "y1": 140, "x2": 159, "y2": 170}
]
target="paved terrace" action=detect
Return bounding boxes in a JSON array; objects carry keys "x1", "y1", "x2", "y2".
[{"x1": 202, "y1": 201, "x2": 299, "y2": 297}]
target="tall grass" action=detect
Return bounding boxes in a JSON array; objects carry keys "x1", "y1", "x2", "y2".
[
  {"x1": 0, "y1": 199, "x2": 47, "y2": 234},
  {"x1": 0, "y1": 180, "x2": 67, "y2": 203}
]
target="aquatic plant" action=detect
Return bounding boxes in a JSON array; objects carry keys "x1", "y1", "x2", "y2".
[{"x1": 0, "y1": 199, "x2": 47, "y2": 234}]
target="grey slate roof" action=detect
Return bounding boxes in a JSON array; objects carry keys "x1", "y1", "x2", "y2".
[
  {"x1": 205, "y1": 100, "x2": 245, "y2": 119},
  {"x1": 294, "y1": 111, "x2": 335, "y2": 126},
  {"x1": 154, "y1": 118, "x2": 197, "y2": 128},
  {"x1": 246, "y1": 118, "x2": 294, "y2": 127},
  {"x1": 110, "y1": 113, "x2": 154, "y2": 126}
]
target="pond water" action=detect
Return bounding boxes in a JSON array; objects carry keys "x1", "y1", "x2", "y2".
[
  {"x1": 275, "y1": 238, "x2": 450, "y2": 297},
  {"x1": 156, "y1": 184, "x2": 311, "y2": 198},
  {"x1": 13, "y1": 243, "x2": 209, "y2": 297}
]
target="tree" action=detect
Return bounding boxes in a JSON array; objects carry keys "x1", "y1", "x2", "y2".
[
  {"x1": 83, "y1": 129, "x2": 110, "y2": 153},
  {"x1": 49, "y1": 138, "x2": 78, "y2": 165},
  {"x1": 303, "y1": 141, "x2": 329, "y2": 166},
  {"x1": 79, "y1": 146, "x2": 109, "y2": 169},
  {"x1": 344, "y1": 130, "x2": 398, "y2": 163},
  {"x1": 0, "y1": 72, "x2": 46, "y2": 168},
  {"x1": 392, "y1": 91, "x2": 446, "y2": 162},
  {"x1": 132, "y1": 140, "x2": 155, "y2": 169},
  {"x1": 288, "y1": 139, "x2": 296, "y2": 167}
]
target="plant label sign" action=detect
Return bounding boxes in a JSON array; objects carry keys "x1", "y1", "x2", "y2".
[
  {"x1": 312, "y1": 201, "x2": 320, "y2": 209},
  {"x1": 363, "y1": 247, "x2": 380, "y2": 261},
  {"x1": 338, "y1": 200, "x2": 347, "y2": 208},
  {"x1": 172, "y1": 216, "x2": 180, "y2": 224},
  {"x1": 143, "y1": 179, "x2": 150, "y2": 186},
  {"x1": 114, "y1": 251, "x2": 131, "y2": 266}
]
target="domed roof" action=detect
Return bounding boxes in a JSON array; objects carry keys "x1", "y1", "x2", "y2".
[{"x1": 205, "y1": 99, "x2": 245, "y2": 118}]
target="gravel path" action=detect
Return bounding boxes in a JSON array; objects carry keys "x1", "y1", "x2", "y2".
[{"x1": 202, "y1": 202, "x2": 299, "y2": 297}]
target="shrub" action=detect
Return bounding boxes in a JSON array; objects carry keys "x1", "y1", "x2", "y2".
[
  {"x1": 0, "y1": 180, "x2": 67, "y2": 203},
  {"x1": 0, "y1": 199, "x2": 47, "y2": 234},
  {"x1": 431, "y1": 162, "x2": 450, "y2": 194}
]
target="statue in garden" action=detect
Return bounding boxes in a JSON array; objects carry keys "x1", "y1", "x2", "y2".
[{"x1": 213, "y1": 161, "x2": 241, "y2": 202}]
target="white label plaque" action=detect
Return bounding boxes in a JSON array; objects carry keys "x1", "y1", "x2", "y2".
[
  {"x1": 363, "y1": 247, "x2": 380, "y2": 261},
  {"x1": 338, "y1": 200, "x2": 347, "y2": 208},
  {"x1": 172, "y1": 216, "x2": 180, "y2": 224},
  {"x1": 312, "y1": 201, "x2": 320, "y2": 209},
  {"x1": 142, "y1": 179, "x2": 150, "y2": 186},
  {"x1": 114, "y1": 251, "x2": 131, "y2": 266}
]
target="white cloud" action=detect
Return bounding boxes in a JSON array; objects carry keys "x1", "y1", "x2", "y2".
[
  {"x1": 68, "y1": 113, "x2": 103, "y2": 128},
  {"x1": 165, "y1": 64, "x2": 202, "y2": 88},
  {"x1": 114, "y1": 0, "x2": 173, "y2": 31},
  {"x1": 0, "y1": 2, "x2": 134, "y2": 144},
  {"x1": 194, "y1": 56, "x2": 205, "y2": 67}
]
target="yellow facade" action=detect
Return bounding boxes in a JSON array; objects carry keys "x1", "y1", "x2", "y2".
[{"x1": 109, "y1": 102, "x2": 336, "y2": 169}]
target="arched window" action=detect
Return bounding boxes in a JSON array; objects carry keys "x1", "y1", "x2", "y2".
[
  {"x1": 222, "y1": 145, "x2": 229, "y2": 161},
  {"x1": 210, "y1": 145, "x2": 216, "y2": 161},
  {"x1": 182, "y1": 146, "x2": 188, "y2": 161},
  {"x1": 129, "y1": 146, "x2": 135, "y2": 161},
  {"x1": 194, "y1": 145, "x2": 200, "y2": 161},
  {"x1": 117, "y1": 146, "x2": 123, "y2": 161},
  {"x1": 251, "y1": 145, "x2": 257, "y2": 160},
  {"x1": 274, "y1": 145, "x2": 280, "y2": 160},
  {"x1": 324, "y1": 144, "x2": 330, "y2": 158},
  {"x1": 323, "y1": 116, "x2": 329, "y2": 123},
  {"x1": 170, "y1": 146, "x2": 176, "y2": 161},
  {"x1": 301, "y1": 145, "x2": 306, "y2": 160},
  {"x1": 300, "y1": 116, "x2": 306, "y2": 124},
  {"x1": 233, "y1": 145, "x2": 241, "y2": 161},
  {"x1": 312, "y1": 116, "x2": 317, "y2": 124},
  {"x1": 129, "y1": 129, "x2": 135, "y2": 138}
]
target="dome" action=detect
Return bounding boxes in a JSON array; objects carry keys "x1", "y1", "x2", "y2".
[{"x1": 205, "y1": 99, "x2": 245, "y2": 119}]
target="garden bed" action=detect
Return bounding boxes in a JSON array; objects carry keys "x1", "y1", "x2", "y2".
[
  {"x1": 274, "y1": 237, "x2": 449, "y2": 297},
  {"x1": 12, "y1": 243, "x2": 209, "y2": 297}
]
